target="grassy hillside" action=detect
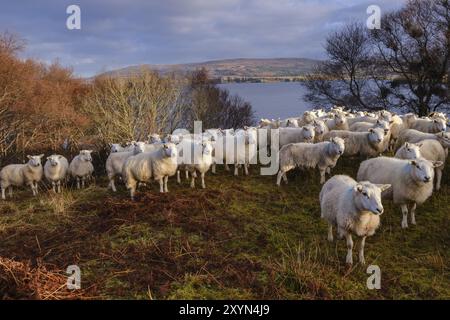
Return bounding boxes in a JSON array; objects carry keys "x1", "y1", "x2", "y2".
[{"x1": 0, "y1": 156, "x2": 449, "y2": 299}]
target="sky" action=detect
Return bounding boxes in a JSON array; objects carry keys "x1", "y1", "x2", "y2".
[{"x1": 0, "y1": 0, "x2": 407, "y2": 77}]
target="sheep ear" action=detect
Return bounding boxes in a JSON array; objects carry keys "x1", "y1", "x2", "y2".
[
  {"x1": 416, "y1": 142, "x2": 423, "y2": 147},
  {"x1": 376, "y1": 184, "x2": 391, "y2": 192},
  {"x1": 26, "y1": 155, "x2": 32, "y2": 160},
  {"x1": 434, "y1": 119, "x2": 438, "y2": 123},
  {"x1": 369, "y1": 128, "x2": 374, "y2": 133},
  {"x1": 355, "y1": 184, "x2": 363, "y2": 193},
  {"x1": 404, "y1": 142, "x2": 409, "y2": 147},
  {"x1": 410, "y1": 160, "x2": 417, "y2": 166},
  {"x1": 38, "y1": 154, "x2": 44, "y2": 158},
  {"x1": 433, "y1": 161, "x2": 443, "y2": 168}
]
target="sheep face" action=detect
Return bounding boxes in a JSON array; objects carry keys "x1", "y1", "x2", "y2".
[
  {"x1": 375, "y1": 120, "x2": 390, "y2": 135},
  {"x1": 409, "y1": 159, "x2": 439, "y2": 184},
  {"x1": 47, "y1": 155, "x2": 62, "y2": 167},
  {"x1": 401, "y1": 142, "x2": 421, "y2": 159},
  {"x1": 110, "y1": 143, "x2": 122, "y2": 153},
  {"x1": 368, "y1": 128, "x2": 384, "y2": 145},
  {"x1": 353, "y1": 182, "x2": 390, "y2": 215},
  {"x1": 202, "y1": 142, "x2": 213, "y2": 156},
  {"x1": 302, "y1": 111, "x2": 315, "y2": 124},
  {"x1": 149, "y1": 134, "x2": 162, "y2": 143},
  {"x1": 313, "y1": 120, "x2": 326, "y2": 136},
  {"x1": 134, "y1": 142, "x2": 146, "y2": 153},
  {"x1": 79, "y1": 150, "x2": 93, "y2": 162},
  {"x1": 379, "y1": 110, "x2": 392, "y2": 122},
  {"x1": 27, "y1": 154, "x2": 44, "y2": 167},
  {"x1": 302, "y1": 126, "x2": 315, "y2": 143},
  {"x1": 334, "y1": 113, "x2": 346, "y2": 126},
  {"x1": 330, "y1": 137, "x2": 345, "y2": 155},
  {"x1": 162, "y1": 143, "x2": 177, "y2": 158},
  {"x1": 433, "y1": 118, "x2": 446, "y2": 132}
]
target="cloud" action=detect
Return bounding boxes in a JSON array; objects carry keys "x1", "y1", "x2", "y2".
[{"x1": 0, "y1": 0, "x2": 407, "y2": 77}]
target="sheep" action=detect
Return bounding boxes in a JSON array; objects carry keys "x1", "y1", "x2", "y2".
[
  {"x1": 357, "y1": 157, "x2": 442, "y2": 228},
  {"x1": 0, "y1": 154, "x2": 44, "y2": 200},
  {"x1": 69, "y1": 150, "x2": 94, "y2": 189},
  {"x1": 122, "y1": 143, "x2": 178, "y2": 199},
  {"x1": 395, "y1": 129, "x2": 450, "y2": 151},
  {"x1": 346, "y1": 114, "x2": 379, "y2": 126},
  {"x1": 388, "y1": 115, "x2": 404, "y2": 151},
  {"x1": 44, "y1": 154, "x2": 69, "y2": 193},
  {"x1": 276, "y1": 137, "x2": 345, "y2": 185},
  {"x1": 408, "y1": 117, "x2": 446, "y2": 133},
  {"x1": 312, "y1": 119, "x2": 329, "y2": 142},
  {"x1": 297, "y1": 111, "x2": 317, "y2": 126},
  {"x1": 280, "y1": 118, "x2": 299, "y2": 128},
  {"x1": 106, "y1": 150, "x2": 139, "y2": 192},
  {"x1": 349, "y1": 120, "x2": 390, "y2": 134},
  {"x1": 278, "y1": 126, "x2": 315, "y2": 147},
  {"x1": 428, "y1": 112, "x2": 447, "y2": 122},
  {"x1": 222, "y1": 128, "x2": 257, "y2": 175},
  {"x1": 324, "y1": 113, "x2": 349, "y2": 131},
  {"x1": 177, "y1": 140, "x2": 214, "y2": 188},
  {"x1": 320, "y1": 175, "x2": 390, "y2": 264},
  {"x1": 148, "y1": 134, "x2": 162, "y2": 143},
  {"x1": 110, "y1": 143, "x2": 125, "y2": 153},
  {"x1": 324, "y1": 128, "x2": 384, "y2": 157},
  {"x1": 395, "y1": 140, "x2": 446, "y2": 191}
]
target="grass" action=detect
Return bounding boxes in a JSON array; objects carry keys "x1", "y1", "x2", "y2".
[{"x1": 0, "y1": 157, "x2": 449, "y2": 299}]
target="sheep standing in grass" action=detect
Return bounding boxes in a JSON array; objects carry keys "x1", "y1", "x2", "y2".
[
  {"x1": 177, "y1": 140, "x2": 214, "y2": 188},
  {"x1": 312, "y1": 120, "x2": 329, "y2": 142},
  {"x1": 324, "y1": 128, "x2": 384, "y2": 157},
  {"x1": 122, "y1": 143, "x2": 178, "y2": 199},
  {"x1": 106, "y1": 149, "x2": 140, "y2": 192},
  {"x1": 276, "y1": 137, "x2": 345, "y2": 185},
  {"x1": 320, "y1": 175, "x2": 390, "y2": 264},
  {"x1": 69, "y1": 150, "x2": 94, "y2": 189},
  {"x1": 395, "y1": 140, "x2": 447, "y2": 191},
  {"x1": 357, "y1": 157, "x2": 442, "y2": 228},
  {"x1": 1, "y1": 154, "x2": 44, "y2": 199},
  {"x1": 44, "y1": 155, "x2": 69, "y2": 193},
  {"x1": 278, "y1": 126, "x2": 315, "y2": 147}
]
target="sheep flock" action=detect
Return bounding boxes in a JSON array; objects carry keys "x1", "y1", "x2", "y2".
[{"x1": 1, "y1": 106, "x2": 449, "y2": 265}]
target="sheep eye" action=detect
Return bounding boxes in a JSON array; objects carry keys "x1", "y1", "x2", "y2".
[{"x1": 362, "y1": 192, "x2": 369, "y2": 197}]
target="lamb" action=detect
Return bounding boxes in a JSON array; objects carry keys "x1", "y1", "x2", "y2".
[
  {"x1": 1, "y1": 154, "x2": 44, "y2": 200},
  {"x1": 276, "y1": 137, "x2": 345, "y2": 185},
  {"x1": 44, "y1": 154, "x2": 69, "y2": 193},
  {"x1": 320, "y1": 175, "x2": 390, "y2": 264},
  {"x1": 278, "y1": 126, "x2": 315, "y2": 147},
  {"x1": 324, "y1": 113, "x2": 349, "y2": 130},
  {"x1": 68, "y1": 150, "x2": 94, "y2": 189},
  {"x1": 312, "y1": 120, "x2": 329, "y2": 142},
  {"x1": 177, "y1": 140, "x2": 214, "y2": 188},
  {"x1": 122, "y1": 143, "x2": 178, "y2": 199},
  {"x1": 395, "y1": 140, "x2": 446, "y2": 191},
  {"x1": 395, "y1": 129, "x2": 450, "y2": 150},
  {"x1": 323, "y1": 128, "x2": 384, "y2": 157},
  {"x1": 408, "y1": 117, "x2": 446, "y2": 133},
  {"x1": 357, "y1": 157, "x2": 442, "y2": 228}
]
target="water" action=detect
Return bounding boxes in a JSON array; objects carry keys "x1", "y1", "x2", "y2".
[{"x1": 218, "y1": 82, "x2": 313, "y2": 121}]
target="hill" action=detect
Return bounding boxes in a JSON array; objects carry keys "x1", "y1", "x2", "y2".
[{"x1": 97, "y1": 58, "x2": 321, "y2": 82}]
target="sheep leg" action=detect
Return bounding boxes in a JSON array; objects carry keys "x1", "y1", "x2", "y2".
[
  {"x1": 190, "y1": 175, "x2": 195, "y2": 188},
  {"x1": 201, "y1": 172, "x2": 206, "y2": 189},
  {"x1": 52, "y1": 182, "x2": 56, "y2": 193},
  {"x1": 326, "y1": 167, "x2": 331, "y2": 174},
  {"x1": 410, "y1": 203, "x2": 417, "y2": 225},
  {"x1": 327, "y1": 224, "x2": 333, "y2": 242},
  {"x1": 164, "y1": 176, "x2": 169, "y2": 192},
  {"x1": 57, "y1": 181, "x2": 62, "y2": 193},
  {"x1": 234, "y1": 165, "x2": 239, "y2": 176},
  {"x1": 224, "y1": 163, "x2": 230, "y2": 171},
  {"x1": 283, "y1": 173, "x2": 288, "y2": 184},
  {"x1": 8, "y1": 186, "x2": 13, "y2": 198},
  {"x1": 244, "y1": 163, "x2": 249, "y2": 176},
  {"x1": 435, "y1": 168, "x2": 442, "y2": 191},
  {"x1": 1, "y1": 187, "x2": 5, "y2": 200},
  {"x1": 345, "y1": 232, "x2": 354, "y2": 265},
  {"x1": 276, "y1": 170, "x2": 284, "y2": 186},
  {"x1": 401, "y1": 204, "x2": 409, "y2": 229},
  {"x1": 319, "y1": 168, "x2": 326, "y2": 184},
  {"x1": 176, "y1": 170, "x2": 181, "y2": 184},
  {"x1": 185, "y1": 170, "x2": 189, "y2": 180},
  {"x1": 110, "y1": 178, "x2": 117, "y2": 192},
  {"x1": 34, "y1": 182, "x2": 39, "y2": 195},
  {"x1": 81, "y1": 177, "x2": 85, "y2": 188},
  {"x1": 76, "y1": 178, "x2": 80, "y2": 190},
  {"x1": 158, "y1": 178, "x2": 164, "y2": 193},
  {"x1": 359, "y1": 236, "x2": 366, "y2": 265},
  {"x1": 211, "y1": 163, "x2": 216, "y2": 174}
]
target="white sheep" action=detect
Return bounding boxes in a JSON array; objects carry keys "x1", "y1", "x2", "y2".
[
  {"x1": 222, "y1": 128, "x2": 257, "y2": 175},
  {"x1": 357, "y1": 157, "x2": 442, "y2": 228},
  {"x1": 312, "y1": 120, "x2": 329, "y2": 142},
  {"x1": 324, "y1": 128, "x2": 384, "y2": 157},
  {"x1": 106, "y1": 149, "x2": 140, "y2": 192},
  {"x1": 177, "y1": 140, "x2": 214, "y2": 188},
  {"x1": 0, "y1": 154, "x2": 44, "y2": 199},
  {"x1": 278, "y1": 126, "x2": 315, "y2": 147},
  {"x1": 44, "y1": 154, "x2": 69, "y2": 193},
  {"x1": 69, "y1": 150, "x2": 94, "y2": 189},
  {"x1": 396, "y1": 129, "x2": 450, "y2": 151},
  {"x1": 324, "y1": 113, "x2": 349, "y2": 130},
  {"x1": 349, "y1": 120, "x2": 390, "y2": 134},
  {"x1": 395, "y1": 140, "x2": 446, "y2": 191},
  {"x1": 297, "y1": 111, "x2": 317, "y2": 126},
  {"x1": 276, "y1": 137, "x2": 345, "y2": 185},
  {"x1": 122, "y1": 143, "x2": 178, "y2": 199},
  {"x1": 320, "y1": 175, "x2": 390, "y2": 264},
  {"x1": 408, "y1": 117, "x2": 446, "y2": 133},
  {"x1": 280, "y1": 118, "x2": 299, "y2": 128}
]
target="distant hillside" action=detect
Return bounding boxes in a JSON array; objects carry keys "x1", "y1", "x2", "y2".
[{"x1": 97, "y1": 58, "x2": 321, "y2": 82}]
